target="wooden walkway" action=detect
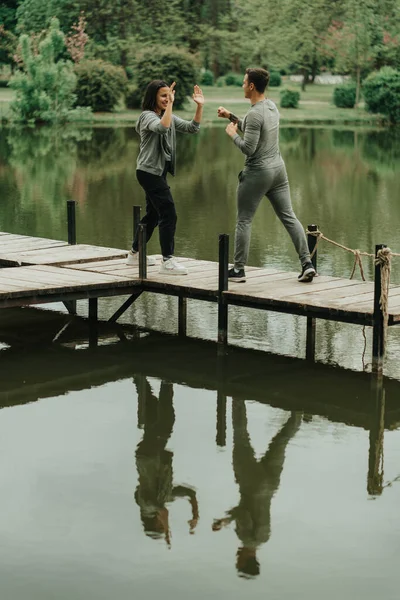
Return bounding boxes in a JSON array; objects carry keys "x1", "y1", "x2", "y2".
[{"x1": 0, "y1": 231, "x2": 399, "y2": 372}]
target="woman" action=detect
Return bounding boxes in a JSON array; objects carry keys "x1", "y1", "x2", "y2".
[{"x1": 127, "y1": 80, "x2": 204, "y2": 275}]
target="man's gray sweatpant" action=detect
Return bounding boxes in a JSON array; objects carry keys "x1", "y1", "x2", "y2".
[{"x1": 234, "y1": 162, "x2": 310, "y2": 270}]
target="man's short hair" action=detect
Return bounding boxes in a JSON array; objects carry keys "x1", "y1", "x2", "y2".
[{"x1": 245, "y1": 68, "x2": 270, "y2": 93}]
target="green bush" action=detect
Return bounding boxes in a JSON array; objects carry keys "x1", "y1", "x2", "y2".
[
  {"x1": 225, "y1": 72, "x2": 243, "y2": 86},
  {"x1": 125, "y1": 84, "x2": 142, "y2": 109},
  {"x1": 134, "y1": 46, "x2": 199, "y2": 109},
  {"x1": 363, "y1": 67, "x2": 400, "y2": 124},
  {"x1": 200, "y1": 69, "x2": 214, "y2": 86},
  {"x1": 333, "y1": 84, "x2": 356, "y2": 108},
  {"x1": 280, "y1": 89, "x2": 300, "y2": 108},
  {"x1": 9, "y1": 18, "x2": 83, "y2": 124},
  {"x1": 269, "y1": 71, "x2": 282, "y2": 87},
  {"x1": 125, "y1": 66, "x2": 134, "y2": 81},
  {"x1": 74, "y1": 59, "x2": 127, "y2": 112},
  {"x1": 216, "y1": 76, "x2": 225, "y2": 87}
]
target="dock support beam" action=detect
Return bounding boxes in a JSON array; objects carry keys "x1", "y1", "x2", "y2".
[
  {"x1": 372, "y1": 244, "x2": 386, "y2": 374},
  {"x1": 66, "y1": 200, "x2": 77, "y2": 315},
  {"x1": 178, "y1": 297, "x2": 187, "y2": 337},
  {"x1": 306, "y1": 224, "x2": 318, "y2": 361},
  {"x1": 108, "y1": 291, "x2": 143, "y2": 323},
  {"x1": 218, "y1": 234, "x2": 229, "y2": 355},
  {"x1": 88, "y1": 297, "x2": 98, "y2": 348}
]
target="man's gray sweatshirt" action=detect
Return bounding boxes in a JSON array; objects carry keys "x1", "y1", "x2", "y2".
[{"x1": 232, "y1": 99, "x2": 282, "y2": 170}]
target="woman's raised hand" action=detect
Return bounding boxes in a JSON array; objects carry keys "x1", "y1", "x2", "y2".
[
  {"x1": 168, "y1": 82, "x2": 176, "y2": 104},
  {"x1": 192, "y1": 85, "x2": 205, "y2": 106}
]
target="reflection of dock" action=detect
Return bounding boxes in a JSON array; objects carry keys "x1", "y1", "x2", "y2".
[
  {"x1": 0, "y1": 309, "x2": 398, "y2": 430},
  {"x1": 0, "y1": 308, "x2": 394, "y2": 496},
  {"x1": 1, "y1": 224, "x2": 399, "y2": 374}
]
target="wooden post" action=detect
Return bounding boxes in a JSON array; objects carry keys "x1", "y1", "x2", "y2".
[
  {"x1": 67, "y1": 200, "x2": 77, "y2": 245},
  {"x1": 88, "y1": 297, "x2": 98, "y2": 348},
  {"x1": 178, "y1": 297, "x2": 187, "y2": 337},
  {"x1": 372, "y1": 244, "x2": 386, "y2": 374},
  {"x1": 133, "y1": 205, "x2": 141, "y2": 244},
  {"x1": 218, "y1": 234, "x2": 229, "y2": 354},
  {"x1": 367, "y1": 374, "x2": 385, "y2": 495},
  {"x1": 138, "y1": 224, "x2": 147, "y2": 279},
  {"x1": 89, "y1": 297, "x2": 98, "y2": 322},
  {"x1": 306, "y1": 224, "x2": 318, "y2": 361},
  {"x1": 66, "y1": 201, "x2": 77, "y2": 314},
  {"x1": 307, "y1": 223, "x2": 318, "y2": 271}
]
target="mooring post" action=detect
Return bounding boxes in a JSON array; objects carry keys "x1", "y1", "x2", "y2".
[
  {"x1": 67, "y1": 200, "x2": 77, "y2": 245},
  {"x1": 218, "y1": 234, "x2": 229, "y2": 354},
  {"x1": 133, "y1": 205, "x2": 141, "y2": 243},
  {"x1": 307, "y1": 224, "x2": 318, "y2": 271},
  {"x1": 178, "y1": 296, "x2": 187, "y2": 337},
  {"x1": 66, "y1": 200, "x2": 77, "y2": 315},
  {"x1": 88, "y1": 297, "x2": 98, "y2": 348},
  {"x1": 138, "y1": 224, "x2": 147, "y2": 279},
  {"x1": 372, "y1": 244, "x2": 386, "y2": 374},
  {"x1": 306, "y1": 224, "x2": 318, "y2": 361}
]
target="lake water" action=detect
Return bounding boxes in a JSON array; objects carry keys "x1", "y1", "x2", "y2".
[{"x1": 0, "y1": 125, "x2": 400, "y2": 599}]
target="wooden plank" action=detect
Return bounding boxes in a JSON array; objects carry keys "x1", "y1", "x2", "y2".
[
  {"x1": 6, "y1": 244, "x2": 128, "y2": 266},
  {"x1": 33, "y1": 265, "x2": 135, "y2": 283},
  {"x1": 0, "y1": 240, "x2": 68, "y2": 253},
  {"x1": 3, "y1": 265, "x2": 134, "y2": 286},
  {"x1": 0, "y1": 235, "x2": 64, "y2": 247},
  {"x1": 0, "y1": 273, "x2": 139, "y2": 301},
  {"x1": 225, "y1": 277, "x2": 358, "y2": 301}
]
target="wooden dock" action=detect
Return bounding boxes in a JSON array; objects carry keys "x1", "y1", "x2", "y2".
[{"x1": 0, "y1": 224, "x2": 399, "y2": 374}]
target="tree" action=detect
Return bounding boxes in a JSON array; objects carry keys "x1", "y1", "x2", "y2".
[
  {"x1": 0, "y1": 25, "x2": 18, "y2": 69},
  {"x1": 9, "y1": 18, "x2": 87, "y2": 123},
  {"x1": 323, "y1": 0, "x2": 376, "y2": 106},
  {"x1": 0, "y1": 0, "x2": 19, "y2": 31},
  {"x1": 277, "y1": 0, "x2": 345, "y2": 90}
]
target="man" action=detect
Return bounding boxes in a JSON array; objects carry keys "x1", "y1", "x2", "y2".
[
  {"x1": 212, "y1": 400, "x2": 302, "y2": 578},
  {"x1": 218, "y1": 68, "x2": 316, "y2": 283}
]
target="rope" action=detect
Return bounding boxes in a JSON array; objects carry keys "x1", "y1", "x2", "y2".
[
  {"x1": 306, "y1": 229, "x2": 374, "y2": 281},
  {"x1": 375, "y1": 247, "x2": 392, "y2": 353},
  {"x1": 306, "y1": 230, "x2": 399, "y2": 369}
]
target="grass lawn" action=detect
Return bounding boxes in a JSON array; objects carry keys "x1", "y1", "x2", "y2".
[{"x1": 0, "y1": 81, "x2": 384, "y2": 126}]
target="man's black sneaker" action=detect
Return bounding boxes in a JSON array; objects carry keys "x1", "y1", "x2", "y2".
[
  {"x1": 228, "y1": 267, "x2": 246, "y2": 283},
  {"x1": 298, "y1": 262, "x2": 316, "y2": 283}
]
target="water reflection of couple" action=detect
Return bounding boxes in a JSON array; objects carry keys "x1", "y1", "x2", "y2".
[
  {"x1": 134, "y1": 377, "x2": 198, "y2": 546},
  {"x1": 213, "y1": 401, "x2": 301, "y2": 578},
  {"x1": 134, "y1": 377, "x2": 300, "y2": 577}
]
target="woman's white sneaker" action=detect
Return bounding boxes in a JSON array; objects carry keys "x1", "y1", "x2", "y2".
[
  {"x1": 126, "y1": 251, "x2": 157, "y2": 267},
  {"x1": 159, "y1": 257, "x2": 188, "y2": 275}
]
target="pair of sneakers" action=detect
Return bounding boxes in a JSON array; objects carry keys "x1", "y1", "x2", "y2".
[
  {"x1": 227, "y1": 261, "x2": 317, "y2": 283},
  {"x1": 126, "y1": 251, "x2": 188, "y2": 275}
]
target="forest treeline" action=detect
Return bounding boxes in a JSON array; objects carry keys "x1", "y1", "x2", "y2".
[{"x1": 1, "y1": 0, "x2": 400, "y2": 84}]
